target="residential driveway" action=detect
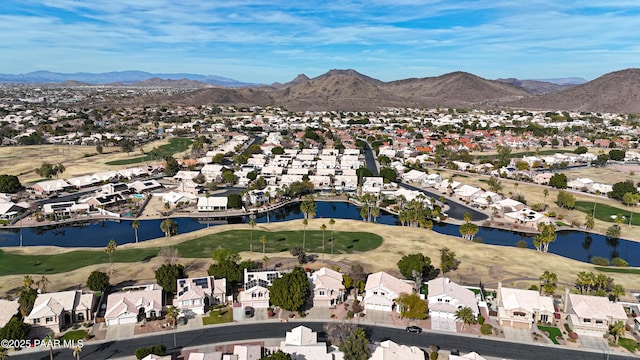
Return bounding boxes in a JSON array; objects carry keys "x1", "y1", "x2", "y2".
[
  {"x1": 431, "y1": 316, "x2": 457, "y2": 333},
  {"x1": 105, "y1": 323, "x2": 135, "y2": 340},
  {"x1": 578, "y1": 335, "x2": 609, "y2": 352},
  {"x1": 502, "y1": 327, "x2": 532, "y2": 343}
]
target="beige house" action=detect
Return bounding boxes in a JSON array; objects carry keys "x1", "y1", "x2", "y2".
[
  {"x1": 175, "y1": 276, "x2": 227, "y2": 315},
  {"x1": 0, "y1": 299, "x2": 20, "y2": 328},
  {"x1": 279, "y1": 325, "x2": 343, "y2": 360},
  {"x1": 427, "y1": 278, "x2": 479, "y2": 319},
  {"x1": 238, "y1": 269, "x2": 283, "y2": 309},
  {"x1": 309, "y1": 267, "x2": 346, "y2": 308},
  {"x1": 105, "y1": 284, "x2": 163, "y2": 326},
  {"x1": 25, "y1": 290, "x2": 95, "y2": 336},
  {"x1": 364, "y1": 271, "x2": 413, "y2": 312},
  {"x1": 370, "y1": 340, "x2": 424, "y2": 360},
  {"x1": 496, "y1": 282, "x2": 554, "y2": 329},
  {"x1": 562, "y1": 290, "x2": 627, "y2": 336}
]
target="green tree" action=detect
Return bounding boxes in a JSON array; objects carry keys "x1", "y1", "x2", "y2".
[
  {"x1": 164, "y1": 156, "x2": 180, "y2": 176},
  {"x1": 227, "y1": 193, "x2": 243, "y2": 208},
  {"x1": 573, "y1": 146, "x2": 588, "y2": 154},
  {"x1": 271, "y1": 147, "x2": 285, "y2": 155},
  {"x1": 609, "y1": 180, "x2": 638, "y2": 201},
  {"x1": 397, "y1": 253, "x2": 434, "y2": 280},
  {"x1": 269, "y1": 267, "x2": 310, "y2": 311},
  {"x1": 539, "y1": 271, "x2": 558, "y2": 296},
  {"x1": 160, "y1": 219, "x2": 177, "y2": 237},
  {"x1": 622, "y1": 192, "x2": 640, "y2": 206},
  {"x1": 104, "y1": 239, "x2": 117, "y2": 274},
  {"x1": 396, "y1": 293, "x2": 427, "y2": 320},
  {"x1": 0, "y1": 174, "x2": 24, "y2": 193},
  {"x1": 609, "y1": 320, "x2": 626, "y2": 345},
  {"x1": 259, "y1": 234, "x2": 268, "y2": 254},
  {"x1": 609, "y1": 149, "x2": 626, "y2": 161},
  {"x1": 339, "y1": 327, "x2": 370, "y2": 360},
  {"x1": 440, "y1": 247, "x2": 457, "y2": 274},
  {"x1": 261, "y1": 350, "x2": 293, "y2": 360},
  {"x1": 211, "y1": 153, "x2": 225, "y2": 164},
  {"x1": 556, "y1": 190, "x2": 576, "y2": 209},
  {"x1": 533, "y1": 223, "x2": 556, "y2": 252},
  {"x1": 549, "y1": 173, "x2": 567, "y2": 189},
  {"x1": 606, "y1": 224, "x2": 621, "y2": 241},
  {"x1": 379, "y1": 167, "x2": 398, "y2": 183},
  {"x1": 611, "y1": 284, "x2": 625, "y2": 302},
  {"x1": 584, "y1": 214, "x2": 595, "y2": 231},
  {"x1": 120, "y1": 138, "x2": 134, "y2": 155},
  {"x1": 132, "y1": 219, "x2": 140, "y2": 243},
  {"x1": 87, "y1": 270, "x2": 110, "y2": 291},
  {"x1": 155, "y1": 263, "x2": 186, "y2": 294},
  {"x1": 35, "y1": 162, "x2": 57, "y2": 179},
  {"x1": 455, "y1": 306, "x2": 476, "y2": 330},
  {"x1": 18, "y1": 286, "x2": 37, "y2": 317},
  {"x1": 487, "y1": 176, "x2": 503, "y2": 193},
  {"x1": 36, "y1": 275, "x2": 50, "y2": 293},
  {"x1": 165, "y1": 305, "x2": 180, "y2": 328},
  {"x1": 459, "y1": 222, "x2": 479, "y2": 241},
  {"x1": 222, "y1": 169, "x2": 237, "y2": 184},
  {"x1": 0, "y1": 317, "x2": 31, "y2": 344},
  {"x1": 300, "y1": 195, "x2": 317, "y2": 219}
]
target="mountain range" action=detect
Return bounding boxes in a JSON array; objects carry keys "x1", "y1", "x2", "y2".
[{"x1": 2, "y1": 69, "x2": 638, "y2": 113}]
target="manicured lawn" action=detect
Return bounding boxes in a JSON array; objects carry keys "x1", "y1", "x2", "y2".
[
  {"x1": 619, "y1": 337, "x2": 640, "y2": 352},
  {"x1": 594, "y1": 267, "x2": 640, "y2": 275},
  {"x1": 574, "y1": 201, "x2": 640, "y2": 226},
  {"x1": 537, "y1": 325, "x2": 562, "y2": 345},
  {"x1": 202, "y1": 308, "x2": 233, "y2": 325},
  {"x1": 105, "y1": 138, "x2": 193, "y2": 165},
  {"x1": 0, "y1": 230, "x2": 382, "y2": 275},
  {"x1": 175, "y1": 230, "x2": 384, "y2": 257},
  {"x1": 60, "y1": 330, "x2": 87, "y2": 341}
]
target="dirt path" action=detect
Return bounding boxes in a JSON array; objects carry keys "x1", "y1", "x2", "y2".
[{"x1": 1, "y1": 219, "x2": 637, "y2": 300}]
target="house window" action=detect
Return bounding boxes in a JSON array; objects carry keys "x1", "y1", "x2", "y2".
[
  {"x1": 181, "y1": 300, "x2": 190, "y2": 306},
  {"x1": 267, "y1": 273, "x2": 277, "y2": 282},
  {"x1": 595, "y1": 320, "x2": 603, "y2": 325},
  {"x1": 437, "y1": 298, "x2": 442, "y2": 302},
  {"x1": 319, "y1": 291, "x2": 325, "y2": 296},
  {"x1": 45, "y1": 317, "x2": 54, "y2": 323},
  {"x1": 540, "y1": 314, "x2": 548, "y2": 322},
  {"x1": 514, "y1": 311, "x2": 526, "y2": 317},
  {"x1": 33, "y1": 318, "x2": 40, "y2": 324},
  {"x1": 583, "y1": 318, "x2": 591, "y2": 323},
  {"x1": 445, "y1": 299, "x2": 450, "y2": 303},
  {"x1": 373, "y1": 291, "x2": 378, "y2": 295},
  {"x1": 193, "y1": 299, "x2": 201, "y2": 305}
]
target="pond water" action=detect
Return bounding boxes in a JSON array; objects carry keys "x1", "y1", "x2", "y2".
[{"x1": 0, "y1": 201, "x2": 638, "y2": 266}]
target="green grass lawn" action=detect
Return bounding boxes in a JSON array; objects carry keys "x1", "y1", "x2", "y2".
[
  {"x1": 105, "y1": 138, "x2": 193, "y2": 166},
  {"x1": 574, "y1": 201, "x2": 640, "y2": 226},
  {"x1": 202, "y1": 308, "x2": 233, "y2": 325},
  {"x1": 537, "y1": 325, "x2": 562, "y2": 345},
  {"x1": 594, "y1": 267, "x2": 640, "y2": 275},
  {"x1": 60, "y1": 330, "x2": 87, "y2": 341},
  {"x1": 619, "y1": 337, "x2": 640, "y2": 352},
  {"x1": 176, "y1": 230, "x2": 383, "y2": 257},
  {"x1": 0, "y1": 230, "x2": 382, "y2": 276}
]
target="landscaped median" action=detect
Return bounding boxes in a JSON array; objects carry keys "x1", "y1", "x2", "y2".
[{"x1": 0, "y1": 230, "x2": 383, "y2": 275}]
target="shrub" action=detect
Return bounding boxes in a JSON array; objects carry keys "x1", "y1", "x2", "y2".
[
  {"x1": 531, "y1": 203, "x2": 546, "y2": 212},
  {"x1": 547, "y1": 211, "x2": 556, "y2": 217},
  {"x1": 472, "y1": 237, "x2": 483, "y2": 244},
  {"x1": 135, "y1": 344, "x2": 167, "y2": 359},
  {"x1": 591, "y1": 256, "x2": 610, "y2": 266},
  {"x1": 477, "y1": 315, "x2": 485, "y2": 325},
  {"x1": 557, "y1": 214, "x2": 564, "y2": 220},
  {"x1": 430, "y1": 351, "x2": 439, "y2": 360},
  {"x1": 480, "y1": 324, "x2": 493, "y2": 335},
  {"x1": 346, "y1": 310, "x2": 354, "y2": 319},
  {"x1": 611, "y1": 257, "x2": 629, "y2": 267},
  {"x1": 568, "y1": 332, "x2": 579, "y2": 340},
  {"x1": 515, "y1": 240, "x2": 528, "y2": 248},
  {"x1": 564, "y1": 323, "x2": 572, "y2": 332}
]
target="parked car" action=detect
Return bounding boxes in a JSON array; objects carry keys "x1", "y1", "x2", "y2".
[
  {"x1": 245, "y1": 306, "x2": 254, "y2": 318},
  {"x1": 451, "y1": 349, "x2": 460, "y2": 356},
  {"x1": 406, "y1": 326, "x2": 422, "y2": 333}
]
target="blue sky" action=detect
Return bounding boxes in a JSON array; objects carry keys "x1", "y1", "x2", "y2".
[{"x1": 2, "y1": 1, "x2": 639, "y2": 83}]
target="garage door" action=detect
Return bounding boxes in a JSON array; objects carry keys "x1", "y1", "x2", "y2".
[{"x1": 431, "y1": 315, "x2": 457, "y2": 332}]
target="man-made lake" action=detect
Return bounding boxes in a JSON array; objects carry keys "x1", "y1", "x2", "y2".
[{"x1": 0, "y1": 201, "x2": 638, "y2": 266}]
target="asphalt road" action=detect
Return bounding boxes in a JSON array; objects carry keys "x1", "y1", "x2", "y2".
[
  {"x1": 10, "y1": 322, "x2": 631, "y2": 360},
  {"x1": 397, "y1": 182, "x2": 488, "y2": 222}
]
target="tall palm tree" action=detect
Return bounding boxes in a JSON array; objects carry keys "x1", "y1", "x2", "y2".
[
  {"x1": 302, "y1": 218, "x2": 308, "y2": 250},
  {"x1": 543, "y1": 189, "x2": 549, "y2": 207},
  {"x1": 455, "y1": 307, "x2": 475, "y2": 330},
  {"x1": 166, "y1": 305, "x2": 180, "y2": 328},
  {"x1": 36, "y1": 275, "x2": 51, "y2": 293},
  {"x1": 610, "y1": 320, "x2": 625, "y2": 345},
  {"x1": 539, "y1": 271, "x2": 558, "y2": 296},
  {"x1": 43, "y1": 333, "x2": 55, "y2": 360},
  {"x1": 104, "y1": 239, "x2": 117, "y2": 275},
  {"x1": 611, "y1": 284, "x2": 625, "y2": 302},
  {"x1": 23, "y1": 275, "x2": 34, "y2": 289},
  {"x1": 329, "y1": 218, "x2": 335, "y2": 255},
  {"x1": 160, "y1": 219, "x2": 172, "y2": 237},
  {"x1": 132, "y1": 219, "x2": 140, "y2": 243},
  {"x1": 320, "y1": 223, "x2": 327, "y2": 251},
  {"x1": 259, "y1": 235, "x2": 268, "y2": 255},
  {"x1": 249, "y1": 219, "x2": 257, "y2": 245},
  {"x1": 370, "y1": 206, "x2": 380, "y2": 223}
]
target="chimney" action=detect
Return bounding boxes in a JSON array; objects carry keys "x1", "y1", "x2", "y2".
[{"x1": 496, "y1": 281, "x2": 503, "y2": 306}]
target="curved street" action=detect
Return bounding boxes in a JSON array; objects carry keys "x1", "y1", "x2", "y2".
[{"x1": 9, "y1": 321, "x2": 632, "y2": 360}]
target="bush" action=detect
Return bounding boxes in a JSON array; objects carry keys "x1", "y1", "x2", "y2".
[
  {"x1": 430, "y1": 351, "x2": 439, "y2": 360},
  {"x1": 611, "y1": 257, "x2": 629, "y2": 267},
  {"x1": 346, "y1": 310, "x2": 354, "y2": 319},
  {"x1": 480, "y1": 324, "x2": 493, "y2": 335},
  {"x1": 515, "y1": 240, "x2": 528, "y2": 248},
  {"x1": 135, "y1": 344, "x2": 167, "y2": 359},
  {"x1": 591, "y1": 256, "x2": 610, "y2": 266},
  {"x1": 477, "y1": 314, "x2": 485, "y2": 325},
  {"x1": 557, "y1": 214, "x2": 564, "y2": 220},
  {"x1": 568, "y1": 332, "x2": 579, "y2": 340}
]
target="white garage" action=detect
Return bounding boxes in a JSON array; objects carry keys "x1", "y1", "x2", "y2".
[{"x1": 105, "y1": 313, "x2": 137, "y2": 326}]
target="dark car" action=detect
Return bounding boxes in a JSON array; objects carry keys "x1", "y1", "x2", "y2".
[
  {"x1": 244, "y1": 306, "x2": 254, "y2": 318},
  {"x1": 451, "y1": 349, "x2": 460, "y2": 356},
  {"x1": 406, "y1": 326, "x2": 422, "y2": 333}
]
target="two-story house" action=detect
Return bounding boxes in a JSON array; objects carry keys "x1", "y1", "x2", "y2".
[
  {"x1": 309, "y1": 267, "x2": 346, "y2": 308},
  {"x1": 364, "y1": 271, "x2": 413, "y2": 312},
  {"x1": 175, "y1": 276, "x2": 227, "y2": 315},
  {"x1": 238, "y1": 269, "x2": 283, "y2": 309},
  {"x1": 562, "y1": 289, "x2": 627, "y2": 336},
  {"x1": 427, "y1": 278, "x2": 479, "y2": 331},
  {"x1": 25, "y1": 290, "x2": 95, "y2": 336},
  {"x1": 496, "y1": 282, "x2": 554, "y2": 329}
]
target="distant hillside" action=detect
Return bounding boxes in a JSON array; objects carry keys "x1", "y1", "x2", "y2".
[
  {"x1": 496, "y1": 78, "x2": 577, "y2": 95},
  {"x1": 129, "y1": 77, "x2": 212, "y2": 88},
  {"x1": 0, "y1": 70, "x2": 255, "y2": 87},
  {"x1": 507, "y1": 68, "x2": 640, "y2": 113}
]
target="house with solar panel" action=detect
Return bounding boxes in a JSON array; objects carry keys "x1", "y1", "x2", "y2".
[
  {"x1": 175, "y1": 276, "x2": 227, "y2": 315},
  {"x1": 238, "y1": 268, "x2": 284, "y2": 309}
]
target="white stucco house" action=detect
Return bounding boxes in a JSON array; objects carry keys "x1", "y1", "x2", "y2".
[{"x1": 363, "y1": 271, "x2": 413, "y2": 312}]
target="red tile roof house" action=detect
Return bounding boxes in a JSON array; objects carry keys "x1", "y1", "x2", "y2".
[
  {"x1": 363, "y1": 271, "x2": 413, "y2": 312},
  {"x1": 25, "y1": 290, "x2": 95, "y2": 337}
]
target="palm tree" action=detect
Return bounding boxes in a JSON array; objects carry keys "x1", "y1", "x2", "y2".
[
  {"x1": 23, "y1": 275, "x2": 34, "y2": 289},
  {"x1": 543, "y1": 189, "x2": 549, "y2": 207},
  {"x1": 132, "y1": 219, "x2": 140, "y2": 243},
  {"x1": 249, "y1": 219, "x2": 257, "y2": 245},
  {"x1": 259, "y1": 235, "x2": 268, "y2": 255},
  {"x1": 72, "y1": 344, "x2": 82, "y2": 360},
  {"x1": 370, "y1": 206, "x2": 380, "y2": 223},
  {"x1": 36, "y1": 275, "x2": 51, "y2": 293},
  {"x1": 329, "y1": 218, "x2": 336, "y2": 255},
  {"x1": 455, "y1": 307, "x2": 476, "y2": 330},
  {"x1": 539, "y1": 271, "x2": 557, "y2": 296},
  {"x1": 44, "y1": 333, "x2": 55, "y2": 360},
  {"x1": 300, "y1": 195, "x2": 316, "y2": 220},
  {"x1": 166, "y1": 305, "x2": 180, "y2": 328},
  {"x1": 611, "y1": 284, "x2": 625, "y2": 302},
  {"x1": 610, "y1": 320, "x2": 625, "y2": 345},
  {"x1": 160, "y1": 219, "x2": 173, "y2": 237},
  {"x1": 302, "y1": 218, "x2": 308, "y2": 250},
  {"x1": 320, "y1": 223, "x2": 327, "y2": 251},
  {"x1": 584, "y1": 214, "x2": 595, "y2": 231},
  {"x1": 104, "y1": 239, "x2": 117, "y2": 275},
  {"x1": 0, "y1": 347, "x2": 8, "y2": 360}
]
